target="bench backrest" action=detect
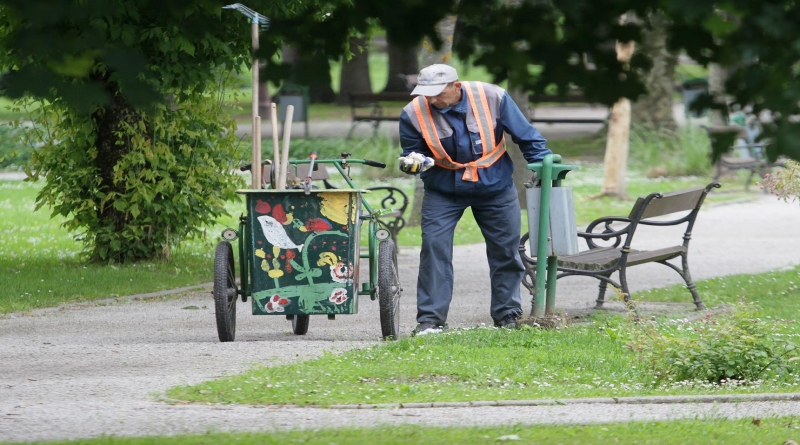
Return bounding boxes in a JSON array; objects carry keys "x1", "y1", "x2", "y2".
[
  {"x1": 628, "y1": 186, "x2": 708, "y2": 220},
  {"x1": 349, "y1": 92, "x2": 412, "y2": 103}
]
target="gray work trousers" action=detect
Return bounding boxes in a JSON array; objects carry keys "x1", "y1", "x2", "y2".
[{"x1": 416, "y1": 186, "x2": 525, "y2": 325}]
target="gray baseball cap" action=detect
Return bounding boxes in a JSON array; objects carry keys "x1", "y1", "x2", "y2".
[{"x1": 411, "y1": 64, "x2": 459, "y2": 96}]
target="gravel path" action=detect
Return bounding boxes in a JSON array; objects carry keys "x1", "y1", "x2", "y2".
[{"x1": 1, "y1": 192, "x2": 799, "y2": 443}]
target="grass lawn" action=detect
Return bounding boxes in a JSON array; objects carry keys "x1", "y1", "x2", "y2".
[{"x1": 14, "y1": 417, "x2": 800, "y2": 445}]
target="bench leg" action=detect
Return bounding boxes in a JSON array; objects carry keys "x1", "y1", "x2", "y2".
[
  {"x1": 595, "y1": 274, "x2": 609, "y2": 308},
  {"x1": 522, "y1": 266, "x2": 537, "y2": 313},
  {"x1": 680, "y1": 256, "x2": 705, "y2": 310},
  {"x1": 346, "y1": 122, "x2": 358, "y2": 139},
  {"x1": 619, "y1": 268, "x2": 632, "y2": 304},
  {"x1": 745, "y1": 169, "x2": 756, "y2": 190},
  {"x1": 658, "y1": 258, "x2": 705, "y2": 310}
]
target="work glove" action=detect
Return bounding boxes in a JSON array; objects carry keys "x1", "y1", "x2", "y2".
[{"x1": 398, "y1": 152, "x2": 434, "y2": 174}]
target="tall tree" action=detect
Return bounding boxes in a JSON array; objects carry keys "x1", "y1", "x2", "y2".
[
  {"x1": 601, "y1": 24, "x2": 636, "y2": 199},
  {"x1": 382, "y1": 35, "x2": 419, "y2": 93},
  {"x1": 631, "y1": 11, "x2": 678, "y2": 131},
  {"x1": 0, "y1": 0, "x2": 254, "y2": 262},
  {"x1": 407, "y1": 13, "x2": 458, "y2": 227},
  {"x1": 337, "y1": 36, "x2": 372, "y2": 104},
  {"x1": 503, "y1": 0, "x2": 536, "y2": 206}
]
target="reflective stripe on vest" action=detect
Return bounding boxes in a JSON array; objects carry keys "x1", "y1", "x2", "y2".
[{"x1": 410, "y1": 81, "x2": 506, "y2": 182}]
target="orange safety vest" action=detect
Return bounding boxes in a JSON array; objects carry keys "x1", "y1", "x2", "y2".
[{"x1": 410, "y1": 81, "x2": 506, "y2": 182}]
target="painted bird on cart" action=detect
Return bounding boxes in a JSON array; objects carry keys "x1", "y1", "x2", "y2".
[{"x1": 257, "y1": 215, "x2": 304, "y2": 252}]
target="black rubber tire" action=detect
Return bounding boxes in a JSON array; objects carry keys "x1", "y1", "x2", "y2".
[
  {"x1": 292, "y1": 314, "x2": 310, "y2": 335},
  {"x1": 213, "y1": 241, "x2": 237, "y2": 342},
  {"x1": 378, "y1": 238, "x2": 401, "y2": 339}
]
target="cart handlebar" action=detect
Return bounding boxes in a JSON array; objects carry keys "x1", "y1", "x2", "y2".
[
  {"x1": 240, "y1": 158, "x2": 386, "y2": 171},
  {"x1": 363, "y1": 159, "x2": 386, "y2": 168}
]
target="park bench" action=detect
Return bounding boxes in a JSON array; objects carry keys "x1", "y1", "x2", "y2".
[
  {"x1": 347, "y1": 92, "x2": 411, "y2": 139},
  {"x1": 263, "y1": 163, "x2": 409, "y2": 241},
  {"x1": 702, "y1": 125, "x2": 785, "y2": 190},
  {"x1": 519, "y1": 182, "x2": 720, "y2": 310},
  {"x1": 529, "y1": 94, "x2": 609, "y2": 125}
]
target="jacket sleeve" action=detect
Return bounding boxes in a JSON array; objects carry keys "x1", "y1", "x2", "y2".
[
  {"x1": 399, "y1": 110, "x2": 434, "y2": 158},
  {"x1": 497, "y1": 93, "x2": 552, "y2": 163}
]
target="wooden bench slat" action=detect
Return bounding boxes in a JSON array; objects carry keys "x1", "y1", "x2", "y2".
[
  {"x1": 627, "y1": 246, "x2": 686, "y2": 266},
  {"x1": 630, "y1": 187, "x2": 706, "y2": 219}
]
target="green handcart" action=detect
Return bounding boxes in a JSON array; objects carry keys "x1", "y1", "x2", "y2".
[{"x1": 213, "y1": 153, "x2": 402, "y2": 341}]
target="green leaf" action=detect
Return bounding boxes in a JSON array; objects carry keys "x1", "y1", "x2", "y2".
[{"x1": 112, "y1": 200, "x2": 127, "y2": 212}]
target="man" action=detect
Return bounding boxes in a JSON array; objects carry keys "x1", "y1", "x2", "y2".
[{"x1": 398, "y1": 64, "x2": 552, "y2": 335}]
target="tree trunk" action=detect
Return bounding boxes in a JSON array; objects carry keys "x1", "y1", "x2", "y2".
[
  {"x1": 408, "y1": 14, "x2": 458, "y2": 227},
  {"x1": 383, "y1": 36, "x2": 419, "y2": 93},
  {"x1": 631, "y1": 11, "x2": 677, "y2": 132},
  {"x1": 282, "y1": 44, "x2": 336, "y2": 104},
  {"x1": 505, "y1": 0, "x2": 533, "y2": 206},
  {"x1": 708, "y1": 63, "x2": 729, "y2": 126},
  {"x1": 337, "y1": 36, "x2": 372, "y2": 105},
  {"x1": 90, "y1": 75, "x2": 144, "y2": 261},
  {"x1": 507, "y1": 85, "x2": 534, "y2": 206},
  {"x1": 601, "y1": 37, "x2": 635, "y2": 198},
  {"x1": 258, "y1": 61, "x2": 271, "y2": 117}
]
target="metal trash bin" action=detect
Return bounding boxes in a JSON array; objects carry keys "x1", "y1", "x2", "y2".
[
  {"x1": 242, "y1": 189, "x2": 362, "y2": 315},
  {"x1": 277, "y1": 83, "x2": 309, "y2": 138}
]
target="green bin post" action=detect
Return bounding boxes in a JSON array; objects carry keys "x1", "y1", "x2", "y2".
[{"x1": 527, "y1": 154, "x2": 579, "y2": 319}]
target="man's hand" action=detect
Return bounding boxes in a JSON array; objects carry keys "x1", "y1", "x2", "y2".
[{"x1": 398, "y1": 152, "x2": 434, "y2": 174}]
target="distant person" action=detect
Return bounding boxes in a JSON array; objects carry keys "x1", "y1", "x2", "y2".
[{"x1": 397, "y1": 64, "x2": 552, "y2": 335}]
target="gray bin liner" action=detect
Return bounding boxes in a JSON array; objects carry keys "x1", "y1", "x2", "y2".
[{"x1": 526, "y1": 187, "x2": 579, "y2": 256}]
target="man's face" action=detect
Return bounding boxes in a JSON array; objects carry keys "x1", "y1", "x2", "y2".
[{"x1": 426, "y1": 81, "x2": 462, "y2": 109}]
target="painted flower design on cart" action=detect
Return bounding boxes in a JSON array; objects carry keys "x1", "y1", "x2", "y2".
[
  {"x1": 266, "y1": 294, "x2": 289, "y2": 313},
  {"x1": 330, "y1": 261, "x2": 354, "y2": 284},
  {"x1": 329, "y1": 288, "x2": 348, "y2": 305}
]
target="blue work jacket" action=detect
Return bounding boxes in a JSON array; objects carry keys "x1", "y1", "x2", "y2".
[{"x1": 399, "y1": 87, "x2": 551, "y2": 197}]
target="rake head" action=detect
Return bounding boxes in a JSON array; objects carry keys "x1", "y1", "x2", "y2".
[{"x1": 223, "y1": 3, "x2": 270, "y2": 30}]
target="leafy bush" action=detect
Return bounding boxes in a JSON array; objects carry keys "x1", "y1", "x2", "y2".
[
  {"x1": 629, "y1": 124, "x2": 712, "y2": 177},
  {"x1": 0, "y1": 125, "x2": 32, "y2": 171},
  {"x1": 762, "y1": 160, "x2": 799, "y2": 204},
  {"x1": 21, "y1": 85, "x2": 245, "y2": 263},
  {"x1": 626, "y1": 301, "x2": 800, "y2": 385}
]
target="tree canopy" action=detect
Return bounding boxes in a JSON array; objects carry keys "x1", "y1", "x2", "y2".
[{"x1": 4, "y1": 0, "x2": 798, "y2": 160}]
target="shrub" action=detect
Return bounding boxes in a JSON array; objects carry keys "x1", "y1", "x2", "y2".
[
  {"x1": 629, "y1": 124, "x2": 712, "y2": 178},
  {"x1": 0, "y1": 125, "x2": 32, "y2": 171},
  {"x1": 762, "y1": 160, "x2": 799, "y2": 204},
  {"x1": 20, "y1": 84, "x2": 245, "y2": 263},
  {"x1": 625, "y1": 301, "x2": 800, "y2": 385}
]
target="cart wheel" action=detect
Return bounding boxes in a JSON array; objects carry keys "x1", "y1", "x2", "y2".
[
  {"x1": 213, "y1": 241, "x2": 237, "y2": 342},
  {"x1": 292, "y1": 315, "x2": 310, "y2": 335},
  {"x1": 378, "y1": 238, "x2": 401, "y2": 339}
]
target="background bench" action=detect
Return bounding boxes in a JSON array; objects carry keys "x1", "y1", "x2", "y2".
[
  {"x1": 347, "y1": 92, "x2": 410, "y2": 139},
  {"x1": 529, "y1": 94, "x2": 608, "y2": 125},
  {"x1": 702, "y1": 125, "x2": 785, "y2": 190},
  {"x1": 519, "y1": 182, "x2": 720, "y2": 310}
]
